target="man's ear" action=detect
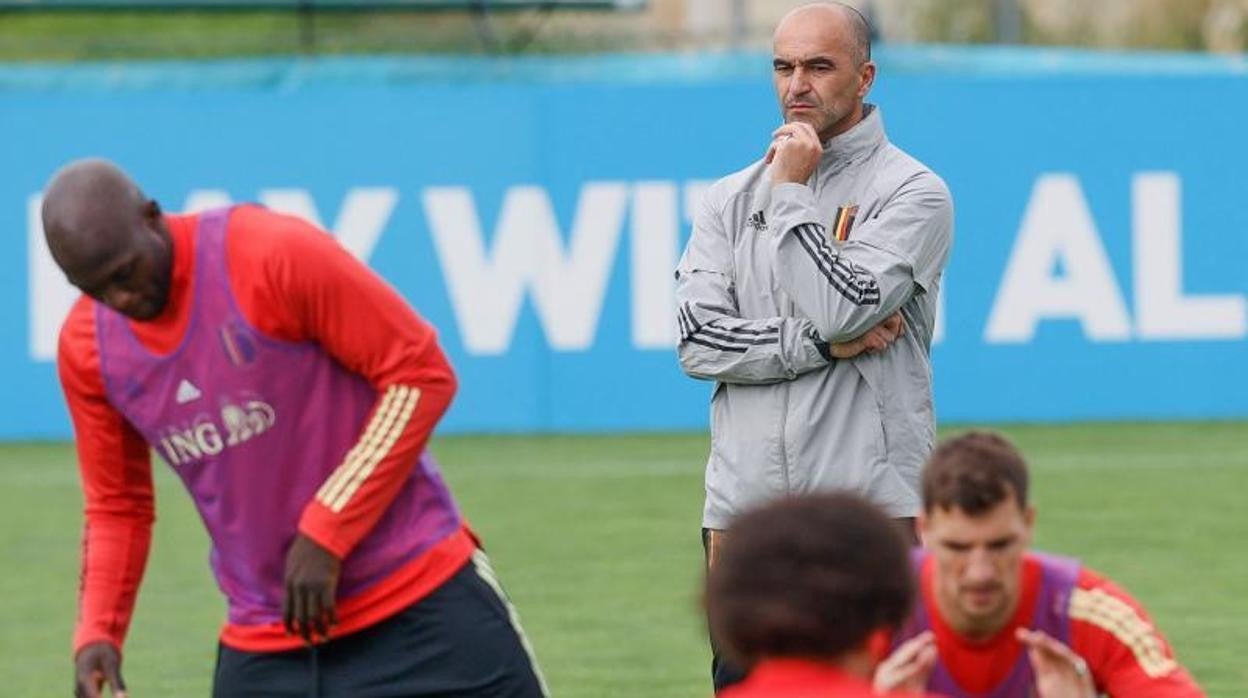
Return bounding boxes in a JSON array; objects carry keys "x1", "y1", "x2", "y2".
[
  {"x1": 144, "y1": 198, "x2": 162, "y2": 221},
  {"x1": 857, "y1": 61, "x2": 877, "y2": 99}
]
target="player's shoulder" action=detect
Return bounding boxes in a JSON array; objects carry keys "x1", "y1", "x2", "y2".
[
  {"x1": 1067, "y1": 566, "x2": 1193, "y2": 685},
  {"x1": 58, "y1": 295, "x2": 96, "y2": 350},
  {"x1": 1067, "y1": 564, "x2": 1158, "y2": 627},
  {"x1": 1068, "y1": 565, "x2": 1156, "y2": 635},
  {"x1": 224, "y1": 204, "x2": 342, "y2": 262},
  {"x1": 1072, "y1": 565, "x2": 1138, "y2": 602},
  {"x1": 57, "y1": 294, "x2": 99, "y2": 374},
  {"x1": 228, "y1": 203, "x2": 325, "y2": 241}
]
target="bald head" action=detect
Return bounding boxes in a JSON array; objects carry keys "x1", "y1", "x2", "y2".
[
  {"x1": 775, "y1": 2, "x2": 872, "y2": 67},
  {"x1": 771, "y1": 2, "x2": 877, "y2": 141},
  {"x1": 43, "y1": 158, "x2": 146, "y2": 261},
  {"x1": 42, "y1": 158, "x2": 172, "y2": 320}
]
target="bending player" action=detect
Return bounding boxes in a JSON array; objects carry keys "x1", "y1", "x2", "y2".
[{"x1": 45, "y1": 159, "x2": 546, "y2": 698}]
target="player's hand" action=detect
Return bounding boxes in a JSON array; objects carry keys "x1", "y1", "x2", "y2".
[
  {"x1": 1016, "y1": 628, "x2": 1097, "y2": 698},
  {"x1": 873, "y1": 630, "x2": 937, "y2": 693},
  {"x1": 283, "y1": 533, "x2": 341, "y2": 645},
  {"x1": 765, "y1": 121, "x2": 822, "y2": 185},
  {"x1": 829, "y1": 312, "x2": 906, "y2": 358},
  {"x1": 74, "y1": 641, "x2": 127, "y2": 698}
]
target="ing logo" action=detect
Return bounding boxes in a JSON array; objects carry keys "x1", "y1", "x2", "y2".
[{"x1": 157, "y1": 397, "x2": 277, "y2": 466}]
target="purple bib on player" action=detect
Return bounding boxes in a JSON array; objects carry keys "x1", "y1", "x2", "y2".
[
  {"x1": 95, "y1": 207, "x2": 462, "y2": 626},
  {"x1": 892, "y1": 550, "x2": 1081, "y2": 698}
]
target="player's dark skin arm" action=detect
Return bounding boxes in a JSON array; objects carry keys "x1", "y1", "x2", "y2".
[
  {"x1": 283, "y1": 534, "x2": 341, "y2": 644},
  {"x1": 74, "y1": 641, "x2": 127, "y2": 698}
]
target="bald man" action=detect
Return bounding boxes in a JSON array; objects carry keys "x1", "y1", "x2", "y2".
[
  {"x1": 673, "y1": 3, "x2": 954, "y2": 691},
  {"x1": 45, "y1": 159, "x2": 547, "y2": 698}
]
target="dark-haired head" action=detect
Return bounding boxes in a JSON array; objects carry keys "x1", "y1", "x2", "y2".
[
  {"x1": 922, "y1": 430, "x2": 1029, "y2": 515},
  {"x1": 705, "y1": 492, "x2": 913, "y2": 669}
]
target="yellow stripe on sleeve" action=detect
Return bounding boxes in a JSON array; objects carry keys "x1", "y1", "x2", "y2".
[
  {"x1": 327, "y1": 387, "x2": 421, "y2": 513},
  {"x1": 1068, "y1": 587, "x2": 1178, "y2": 678},
  {"x1": 316, "y1": 385, "x2": 408, "y2": 507}
]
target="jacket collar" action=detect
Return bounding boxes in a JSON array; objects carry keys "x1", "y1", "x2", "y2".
[{"x1": 819, "y1": 103, "x2": 886, "y2": 170}]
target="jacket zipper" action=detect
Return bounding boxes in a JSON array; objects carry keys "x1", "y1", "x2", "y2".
[{"x1": 779, "y1": 159, "x2": 826, "y2": 492}]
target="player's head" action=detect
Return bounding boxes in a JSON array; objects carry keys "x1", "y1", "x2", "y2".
[
  {"x1": 772, "y1": 1, "x2": 876, "y2": 141},
  {"x1": 705, "y1": 492, "x2": 913, "y2": 672},
  {"x1": 42, "y1": 158, "x2": 172, "y2": 321},
  {"x1": 918, "y1": 431, "x2": 1035, "y2": 638}
]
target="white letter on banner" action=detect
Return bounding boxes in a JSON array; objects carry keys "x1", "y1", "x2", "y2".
[
  {"x1": 183, "y1": 190, "x2": 233, "y2": 213},
  {"x1": 631, "y1": 181, "x2": 679, "y2": 349},
  {"x1": 28, "y1": 194, "x2": 80, "y2": 361},
  {"x1": 183, "y1": 188, "x2": 396, "y2": 260},
  {"x1": 985, "y1": 174, "x2": 1131, "y2": 343},
  {"x1": 631, "y1": 179, "x2": 714, "y2": 350},
  {"x1": 1133, "y1": 172, "x2": 1246, "y2": 340},
  {"x1": 424, "y1": 183, "x2": 629, "y2": 355},
  {"x1": 259, "y1": 188, "x2": 397, "y2": 262}
]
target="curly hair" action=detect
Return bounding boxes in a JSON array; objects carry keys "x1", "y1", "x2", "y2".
[{"x1": 705, "y1": 493, "x2": 913, "y2": 668}]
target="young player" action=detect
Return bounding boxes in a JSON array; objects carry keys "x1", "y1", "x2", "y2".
[
  {"x1": 875, "y1": 431, "x2": 1205, "y2": 698},
  {"x1": 706, "y1": 492, "x2": 941, "y2": 698}
]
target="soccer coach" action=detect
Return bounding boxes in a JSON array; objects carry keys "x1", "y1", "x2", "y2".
[{"x1": 674, "y1": 2, "x2": 953, "y2": 690}]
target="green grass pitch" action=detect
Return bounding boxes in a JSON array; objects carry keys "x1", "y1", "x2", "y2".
[{"x1": 2, "y1": 423, "x2": 1245, "y2": 696}]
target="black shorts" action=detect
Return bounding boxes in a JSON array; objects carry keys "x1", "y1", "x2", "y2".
[{"x1": 213, "y1": 552, "x2": 547, "y2": 698}]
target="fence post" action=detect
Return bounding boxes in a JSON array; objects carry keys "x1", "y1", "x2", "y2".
[
  {"x1": 297, "y1": 0, "x2": 316, "y2": 54},
  {"x1": 993, "y1": 0, "x2": 1021, "y2": 44}
]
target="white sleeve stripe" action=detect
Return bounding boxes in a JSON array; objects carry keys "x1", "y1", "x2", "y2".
[
  {"x1": 327, "y1": 387, "x2": 421, "y2": 513},
  {"x1": 317, "y1": 385, "x2": 416, "y2": 510}
]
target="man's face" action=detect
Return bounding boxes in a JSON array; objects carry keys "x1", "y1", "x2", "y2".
[
  {"x1": 919, "y1": 497, "x2": 1035, "y2": 637},
  {"x1": 59, "y1": 202, "x2": 172, "y2": 321},
  {"x1": 772, "y1": 12, "x2": 874, "y2": 141}
]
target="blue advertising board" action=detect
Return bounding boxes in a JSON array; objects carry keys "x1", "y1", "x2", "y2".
[{"x1": 3, "y1": 46, "x2": 1247, "y2": 437}]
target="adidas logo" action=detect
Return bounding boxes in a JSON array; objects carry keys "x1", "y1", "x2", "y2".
[
  {"x1": 175, "y1": 379, "x2": 202, "y2": 405},
  {"x1": 746, "y1": 210, "x2": 768, "y2": 232}
]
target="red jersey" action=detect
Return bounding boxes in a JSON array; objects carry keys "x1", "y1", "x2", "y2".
[
  {"x1": 721, "y1": 658, "x2": 939, "y2": 698},
  {"x1": 912, "y1": 553, "x2": 1204, "y2": 697},
  {"x1": 58, "y1": 205, "x2": 473, "y2": 654}
]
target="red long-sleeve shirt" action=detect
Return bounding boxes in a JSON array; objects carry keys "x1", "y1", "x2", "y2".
[
  {"x1": 58, "y1": 205, "x2": 474, "y2": 654},
  {"x1": 917, "y1": 554, "x2": 1204, "y2": 697},
  {"x1": 721, "y1": 658, "x2": 941, "y2": 698}
]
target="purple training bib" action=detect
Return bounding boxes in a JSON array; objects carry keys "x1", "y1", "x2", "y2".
[
  {"x1": 892, "y1": 549, "x2": 1081, "y2": 698},
  {"x1": 96, "y1": 206, "x2": 462, "y2": 626}
]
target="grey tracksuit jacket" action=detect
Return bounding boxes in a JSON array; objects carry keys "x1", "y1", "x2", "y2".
[{"x1": 676, "y1": 105, "x2": 954, "y2": 528}]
